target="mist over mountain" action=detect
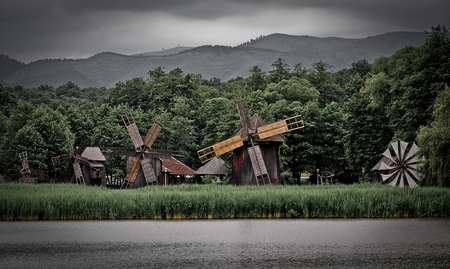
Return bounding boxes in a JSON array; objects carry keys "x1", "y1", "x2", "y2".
[{"x1": 0, "y1": 31, "x2": 427, "y2": 89}]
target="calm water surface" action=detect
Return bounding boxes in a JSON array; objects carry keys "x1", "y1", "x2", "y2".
[{"x1": 1, "y1": 219, "x2": 449, "y2": 268}]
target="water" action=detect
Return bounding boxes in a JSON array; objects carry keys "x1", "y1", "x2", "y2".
[{"x1": 1, "y1": 219, "x2": 449, "y2": 268}]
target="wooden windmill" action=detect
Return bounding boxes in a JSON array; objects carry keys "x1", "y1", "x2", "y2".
[
  {"x1": 52, "y1": 133, "x2": 106, "y2": 186},
  {"x1": 52, "y1": 133, "x2": 89, "y2": 184},
  {"x1": 18, "y1": 151, "x2": 47, "y2": 183},
  {"x1": 197, "y1": 99, "x2": 304, "y2": 185},
  {"x1": 120, "y1": 113, "x2": 165, "y2": 189}
]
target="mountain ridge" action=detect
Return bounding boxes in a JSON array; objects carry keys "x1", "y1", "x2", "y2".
[{"x1": 0, "y1": 31, "x2": 427, "y2": 88}]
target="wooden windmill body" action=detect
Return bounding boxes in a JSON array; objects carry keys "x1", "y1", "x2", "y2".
[
  {"x1": 120, "y1": 113, "x2": 166, "y2": 189},
  {"x1": 198, "y1": 100, "x2": 304, "y2": 185}
]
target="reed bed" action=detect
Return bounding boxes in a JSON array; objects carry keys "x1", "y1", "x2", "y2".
[{"x1": 1, "y1": 183, "x2": 449, "y2": 220}]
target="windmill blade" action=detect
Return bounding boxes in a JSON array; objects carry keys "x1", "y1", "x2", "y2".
[
  {"x1": 237, "y1": 99, "x2": 254, "y2": 137},
  {"x1": 381, "y1": 169, "x2": 400, "y2": 184},
  {"x1": 66, "y1": 132, "x2": 74, "y2": 155},
  {"x1": 19, "y1": 151, "x2": 30, "y2": 170},
  {"x1": 74, "y1": 139, "x2": 89, "y2": 156},
  {"x1": 392, "y1": 141, "x2": 409, "y2": 162},
  {"x1": 143, "y1": 122, "x2": 163, "y2": 149},
  {"x1": 379, "y1": 161, "x2": 397, "y2": 171},
  {"x1": 122, "y1": 114, "x2": 145, "y2": 149},
  {"x1": 72, "y1": 160, "x2": 85, "y2": 184},
  {"x1": 257, "y1": 115, "x2": 304, "y2": 140},
  {"x1": 404, "y1": 142, "x2": 420, "y2": 162},
  {"x1": 247, "y1": 144, "x2": 270, "y2": 185},
  {"x1": 142, "y1": 148, "x2": 173, "y2": 159},
  {"x1": 123, "y1": 156, "x2": 142, "y2": 188},
  {"x1": 197, "y1": 136, "x2": 244, "y2": 163},
  {"x1": 141, "y1": 157, "x2": 157, "y2": 184},
  {"x1": 382, "y1": 148, "x2": 396, "y2": 164}
]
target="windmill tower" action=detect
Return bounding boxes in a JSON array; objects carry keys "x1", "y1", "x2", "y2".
[
  {"x1": 120, "y1": 113, "x2": 166, "y2": 189},
  {"x1": 197, "y1": 99, "x2": 305, "y2": 185}
]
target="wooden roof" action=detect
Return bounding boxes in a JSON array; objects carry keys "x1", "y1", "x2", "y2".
[
  {"x1": 235, "y1": 114, "x2": 284, "y2": 143},
  {"x1": 162, "y1": 157, "x2": 197, "y2": 175},
  {"x1": 81, "y1": 147, "x2": 106, "y2": 162},
  {"x1": 196, "y1": 157, "x2": 231, "y2": 175}
]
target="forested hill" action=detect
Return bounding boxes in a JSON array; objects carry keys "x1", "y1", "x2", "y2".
[{"x1": 0, "y1": 31, "x2": 426, "y2": 89}]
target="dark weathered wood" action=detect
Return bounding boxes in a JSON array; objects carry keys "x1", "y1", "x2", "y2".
[
  {"x1": 247, "y1": 144, "x2": 270, "y2": 185},
  {"x1": 232, "y1": 142, "x2": 281, "y2": 185}
]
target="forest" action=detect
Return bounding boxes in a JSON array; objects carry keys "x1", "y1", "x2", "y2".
[{"x1": 0, "y1": 25, "x2": 449, "y2": 187}]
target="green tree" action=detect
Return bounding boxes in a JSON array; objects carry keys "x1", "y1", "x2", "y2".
[
  {"x1": 246, "y1": 66, "x2": 267, "y2": 92},
  {"x1": 417, "y1": 85, "x2": 450, "y2": 187},
  {"x1": 268, "y1": 58, "x2": 291, "y2": 84},
  {"x1": 307, "y1": 61, "x2": 343, "y2": 107}
]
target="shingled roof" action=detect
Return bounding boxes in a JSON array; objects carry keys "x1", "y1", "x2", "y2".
[
  {"x1": 196, "y1": 157, "x2": 231, "y2": 175},
  {"x1": 81, "y1": 147, "x2": 106, "y2": 162},
  {"x1": 162, "y1": 157, "x2": 197, "y2": 175}
]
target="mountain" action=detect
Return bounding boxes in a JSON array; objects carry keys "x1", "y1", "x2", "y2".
[
  {"x1": 0, "y1": 31, "x2": 427, "y2": 89},
  {"x1": 0, "y1": 54, "x2": 25, "y2": 77}
]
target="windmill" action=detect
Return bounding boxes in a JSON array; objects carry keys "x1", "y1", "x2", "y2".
[
  {"x1": 17, "y1": 151, "x2": 47, "y2": 183},
  {"x1": 120, "y1": 113, "x2": 166, "y2": 189},
  {"x1": 52, "y1": 132, "x2": 88, "y2": 184},
  {"x1": 372, "y1": 140, "x2": 422, "y2": 188},
  {"x1": 197, "y1": 99, "x2": 304, "y2": 185}
]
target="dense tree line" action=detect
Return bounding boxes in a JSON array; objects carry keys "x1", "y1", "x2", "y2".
[{"x1": 1, "y1": 25, "x2": 449, "y2": 186}]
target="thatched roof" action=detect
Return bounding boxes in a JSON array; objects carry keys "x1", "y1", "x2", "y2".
[
  {"x1": 196, "y1": 157, "x2": 231, "y2": 175},
  {"x1": 235, "y1": 114, "x2": 284, "y2": 143},
  {"x1": 162, "y1": 157, "x2": 197, "y2": 175}
]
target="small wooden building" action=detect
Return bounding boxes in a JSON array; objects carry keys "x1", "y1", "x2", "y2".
[
  {"x1": 232, "y1": 114, "x2": 284, "y2": 185},
  {"x1": 78, "y1": 147, "x2": 107, "y2": 186},
  {"x1": 196, "y1": 157, "x2": 231, "y2": 182},
  {"x1": 160, "y1": 157, "x2": 198, "y2": 184}
]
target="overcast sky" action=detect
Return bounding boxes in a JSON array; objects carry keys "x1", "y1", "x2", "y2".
[{"x1": 2, "y1": 0, "x2": 449, "y2": 63}]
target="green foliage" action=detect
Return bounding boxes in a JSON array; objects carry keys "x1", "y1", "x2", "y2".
[{"x1": 417, "y1": 86, "x2": 450, "y2": 187}]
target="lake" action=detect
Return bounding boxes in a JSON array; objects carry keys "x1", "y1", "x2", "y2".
[{"x1": 1, "y1": 219, "x2": 449, "y2": 268}]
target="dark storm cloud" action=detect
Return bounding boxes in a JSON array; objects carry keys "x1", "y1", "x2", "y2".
[{"x1": 1, "y1": 0, "x2": 449, "y2": 63}]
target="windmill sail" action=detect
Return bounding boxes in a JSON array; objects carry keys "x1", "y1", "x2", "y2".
[
  {"x1": 197, "y1": 136, "x2": 243, "y2": 163},
  {"x1": 375, "y1": 140, "x2": 422, "y2": 188},
  {"x1": 257, "y1": 115, "x2": 304, "y2": 140},
  {"x1": 247, "y1": 143, "x2": 270, "y2": 185},
  {"x1": 121, "y1": 113, "x2": 163, "y2": 188}
]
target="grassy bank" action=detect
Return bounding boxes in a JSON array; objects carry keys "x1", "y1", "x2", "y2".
[{"x1": 1, "y1": 183, "x2": 449, "y2": 220}]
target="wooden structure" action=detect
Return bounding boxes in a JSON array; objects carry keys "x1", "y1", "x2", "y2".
[
  {"x1": 197, "y1": 99, "x2": 304, "y2": 185},
  {"x1": 161, "y1": 157, "x2": 198, "y2": 184},
  {"x1": 19, "y1": 151, "x2": 34, "y2": 184},
  {"x1": 121, "y1": 114, "x2": 171, "y2": 188},
  {"x1": 196, "y1": 157, "x2": 230, "y2": 182},
  {"x1": 318, "y1": 174, "x2": 338, "y2": 185},
  {"x1": 79, "y1": 147, "x2": 107, "y2": 186},
  {"x1": 372, "y1": 141, "x2": 421, "y2": 188},
  {"x1": 52, "y1": 134, "x2": 106, "y2": 186}
]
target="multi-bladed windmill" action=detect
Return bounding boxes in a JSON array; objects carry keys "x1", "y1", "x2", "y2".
[
  {"x1": 372, "y1": 140, "x2": 422, "y2": 188},
  {"x1": 52, "y1": 132, "x2": 89, "y2": 184},
  {"x1": 120, "y1": 113, "x2": 165, "y2": 189},
  {"x1": 197, "y1": 99, "x2": 305, "y2": 185}
]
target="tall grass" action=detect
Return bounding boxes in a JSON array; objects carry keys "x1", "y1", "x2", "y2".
[{"x1": 1, "y1": 183, "x2": 449, "y2": 220}]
